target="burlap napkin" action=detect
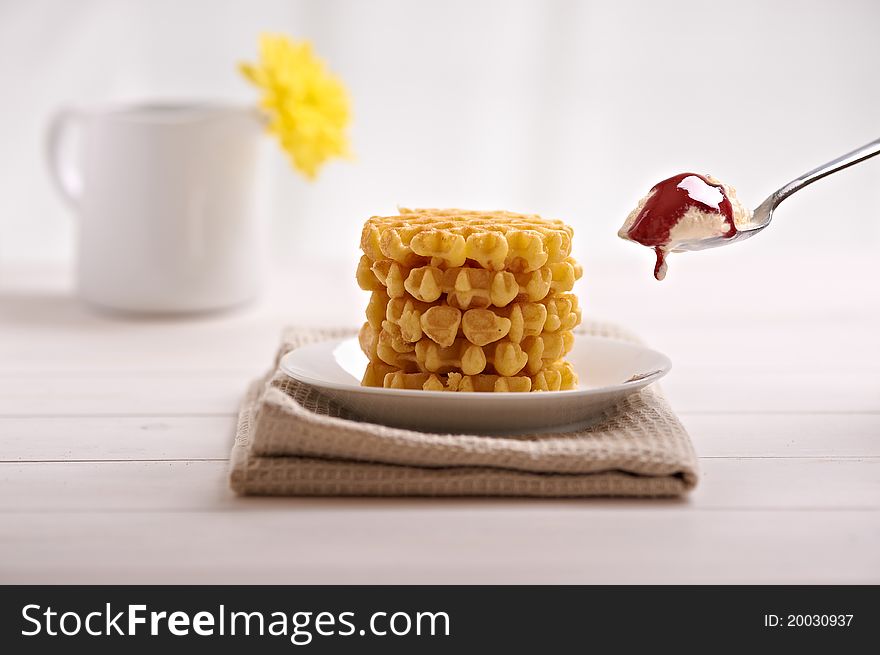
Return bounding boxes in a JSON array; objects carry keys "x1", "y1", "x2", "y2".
[{"x1": 229, "y1": 323, "x2": 699, "y2": 497}]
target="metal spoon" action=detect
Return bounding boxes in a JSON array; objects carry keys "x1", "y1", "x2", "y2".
[{"x1": 675, "y1": 136, "x2": 880, "y2": 252}]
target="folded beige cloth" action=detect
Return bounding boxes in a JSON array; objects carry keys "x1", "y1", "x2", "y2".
[{"x1": 229, "y1": 323, "x2": 699, "y2": 497}]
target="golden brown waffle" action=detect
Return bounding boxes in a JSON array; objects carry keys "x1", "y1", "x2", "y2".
[
  {"x1": 361, "y1": 360, "x2": 399, "y2": 387},
  {"x1": 357, "y1": 255, "x2": 581, "y2": 308},
  {"x1": 369, "y1": 325, "x2": 574, "y2": 377},
  {"x1": 361, "y1": 208, "x2": 574, "y2": 272},
  {"x1": 362, "y1": 290, "x2": 581, "y2": 347},
  {"x1": 373, "y1": 359, "x2": 578, "y2": 392}
]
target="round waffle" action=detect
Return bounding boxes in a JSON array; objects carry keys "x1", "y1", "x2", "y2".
[{"x1": 361, "y1": 208, "x2": 574, "y2": 272}]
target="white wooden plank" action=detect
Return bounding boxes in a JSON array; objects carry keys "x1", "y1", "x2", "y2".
[
  {"x1": 689, "y1": 458, "x2": 880, "y2": 509},
  {"x1": 683, "y1": 413, "x2": 880, "y2": 458},
  {"x1": 0, "y1": 459, "x2": 877, "y2": 512},
  {"x1": 0, "y1": 320, "x2": 283, "y2": 375},
  {"x1": 0, "y1": 416, "x2": 235, "y2": 461},
  {"x1": 664, "y1": 365, "x2": 880, "y2": 413},
  {"x1": 0, "y1": 462, "x2": 230, "y2": 511},
  {"x1": 2, "y1": 414, "x2": 878, "y2": 462},
  {"x1": 584, "y1": 248, "x2": 880, "y2": 330},
  {"x1": 0, "y1": 263, "x2": 362, "y2": 374},
  {"x1": 1, "y1": 368, "x2": 877, "y2": 416},
  {"x1": 0, "y1": 320, "x2": 874, "y2": 373},
  {"x1": 0, "y1": 374, "x2": 247, "y2": 416},
  {"x1": 1, "y1": 509, "x2": 876, "y2": 584}
]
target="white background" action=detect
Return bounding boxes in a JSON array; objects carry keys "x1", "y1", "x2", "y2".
[{"x1": 1, "y1": 0, "x2": 878, "y2": 273}]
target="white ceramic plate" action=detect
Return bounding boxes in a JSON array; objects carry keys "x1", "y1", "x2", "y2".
[{"x1": 280, "y1": 335, "x2": 670, "y2": 435}]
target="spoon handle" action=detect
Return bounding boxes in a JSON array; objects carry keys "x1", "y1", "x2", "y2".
[{"x1": 772, "y1": 137, "x2": 880, "y2": 206}]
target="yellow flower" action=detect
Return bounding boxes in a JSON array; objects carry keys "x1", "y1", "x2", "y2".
[{"x1": 240, "y1": 35, "x2": 352, "y2": 179}]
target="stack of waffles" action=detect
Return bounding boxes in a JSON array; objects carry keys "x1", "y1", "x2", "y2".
[{"x1": 356, "y1": 208, "x2": 583, "y2": 392}]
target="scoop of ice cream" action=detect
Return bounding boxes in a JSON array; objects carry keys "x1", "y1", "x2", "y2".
[{"x1": 618, "y1": 173, "x2": 751, "y2": 280}]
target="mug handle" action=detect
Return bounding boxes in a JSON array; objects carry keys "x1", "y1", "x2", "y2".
[{"x1": 46, "y1": 108, "x2": 85, "y2": 210}]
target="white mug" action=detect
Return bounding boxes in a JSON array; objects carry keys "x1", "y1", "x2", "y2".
[{"x1": 47, "y1": 102, "x2": 266, "y2": 313}]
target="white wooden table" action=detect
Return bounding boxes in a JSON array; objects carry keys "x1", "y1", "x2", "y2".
[{"x1": 2, "y1": 252, "x2": 878, "y2": 584}]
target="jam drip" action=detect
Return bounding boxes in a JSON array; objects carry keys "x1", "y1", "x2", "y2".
[
  {"x1": 653, "y1": 247, "x2": 668, "y2": 281},
  {"x1": 625, "y1": 173, "x2": 736, "y2": 280}
]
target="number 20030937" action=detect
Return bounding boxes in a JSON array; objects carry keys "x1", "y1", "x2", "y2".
[{"x1": 764, "y1": 614, "x2": 853, "y2": 628}]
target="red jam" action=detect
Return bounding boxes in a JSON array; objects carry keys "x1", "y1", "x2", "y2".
[{"x1": 624, "y1": 173, "x2": 736, "y2": 280}]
